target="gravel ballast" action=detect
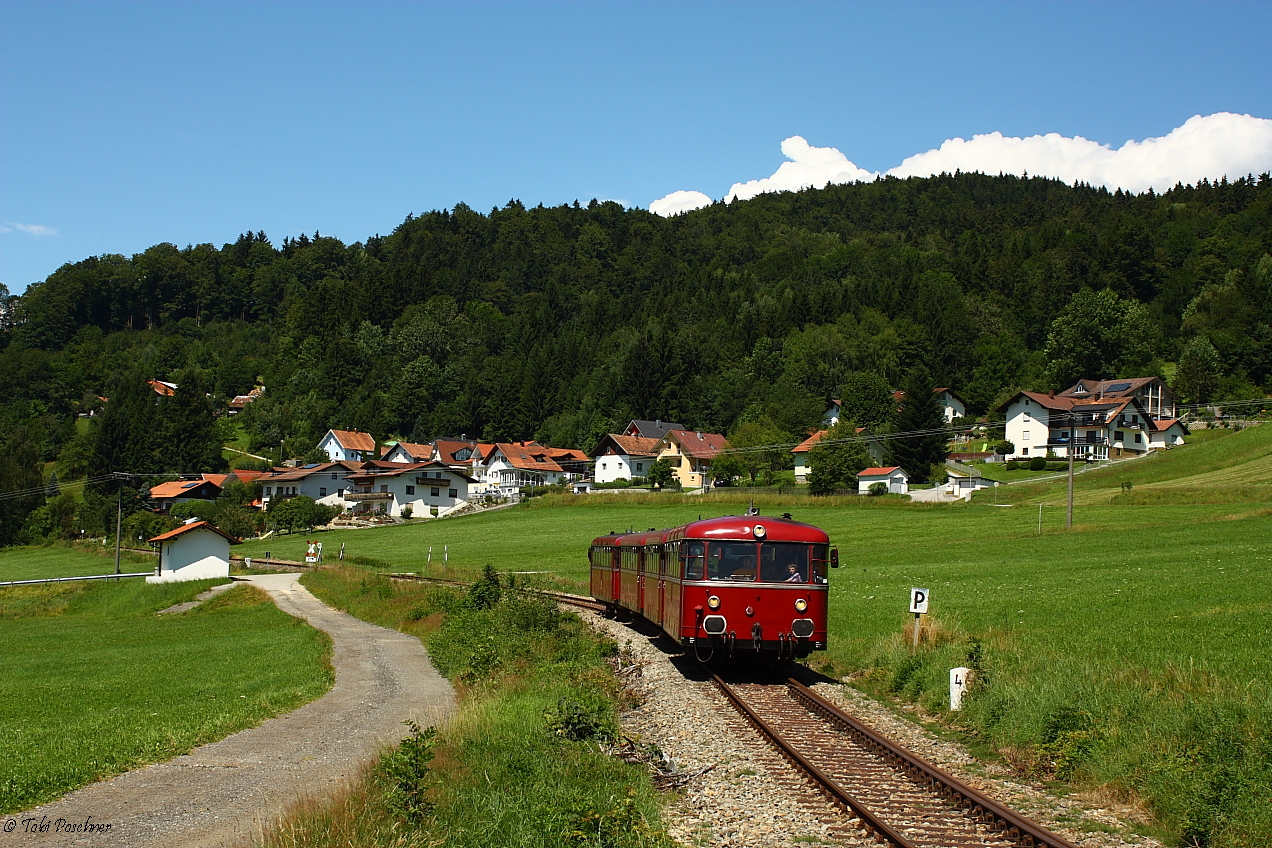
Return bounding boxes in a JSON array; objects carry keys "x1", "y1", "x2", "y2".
[{"x1": 579, "y1": 608, "x2": 1162, "y2": 848}]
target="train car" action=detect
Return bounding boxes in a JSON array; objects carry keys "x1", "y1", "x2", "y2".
[{"x1": 590, "y1": 513, "x2": 837, "y2": 661}]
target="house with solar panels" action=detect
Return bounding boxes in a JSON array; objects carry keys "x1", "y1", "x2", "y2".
[
  {"x1": 148, "y1": 478, "x2": 224, "y2": 512},
  {"x1": 997, "y1": 377, "x2": 1177, "y2": 462},
  {"x1": 259, "y1": 461, "x2": 362, "y2": 510}
]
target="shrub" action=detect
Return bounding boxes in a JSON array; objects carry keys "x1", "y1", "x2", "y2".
[
  {"x1": 868, "y1": 482, "x2": 887, "y2": 496},
  {"x1": 1005, "y1": 460, "x2": 1020, "y2": 470},
  {"x1": 378, "y1": 720, "x2": 437, "y2": 821},
  {"x1": 400, "y1": 506, "x2": 413, "y2": 519},
  {"x1": 1028, "y1": 456, "x2": 1047, "y2": 471},
  {"x1": 1045, "y1": 461, "x2": 1069, "y2": 471}
]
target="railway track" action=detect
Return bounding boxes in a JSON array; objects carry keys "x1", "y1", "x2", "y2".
[
  {"x1": 379, "y1": 569, "x2": 1077, "y2": 846},
  {"x1": 714, "y1": 676, "x2": 1078, "y2": 848}
]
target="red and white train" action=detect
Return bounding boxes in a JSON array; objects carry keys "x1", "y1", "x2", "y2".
[{"x1": 589, "y1": 513, "x2": 837, "y2": 661}]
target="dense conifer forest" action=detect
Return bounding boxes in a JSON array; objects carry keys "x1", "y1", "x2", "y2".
[{"x1": 1, "y1": 171, "x2": 1270, "y2": 543}]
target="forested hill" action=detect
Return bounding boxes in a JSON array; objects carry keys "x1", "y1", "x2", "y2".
[{"x1": 3, "y1": 171, "x2": 1271, "y2": 467}]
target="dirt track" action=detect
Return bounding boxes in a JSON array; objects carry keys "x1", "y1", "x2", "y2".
[{"x1": 1, "y1": 573, "x2": 456, "y2": 848}]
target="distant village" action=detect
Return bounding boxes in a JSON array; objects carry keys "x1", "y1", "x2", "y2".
[{"x1": 146, "y1": 375, "x2": 1191, "y2": 525}]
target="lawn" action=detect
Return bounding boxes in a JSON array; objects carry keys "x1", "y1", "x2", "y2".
[
  {"x1": 0, "y1": 578, "x2": 333, "y2": 813},
  {"x1": 0, "y1": 543, "x2": 153, "y2": 582}
]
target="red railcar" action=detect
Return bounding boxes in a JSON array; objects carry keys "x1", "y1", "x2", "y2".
[{"x1": 590, "y1": 514, "x2": 836, "y2": 660}]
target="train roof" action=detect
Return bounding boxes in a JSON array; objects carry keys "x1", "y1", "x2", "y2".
[{"x1": 592, "y1": 514, "x2": 829, "y2": 546}]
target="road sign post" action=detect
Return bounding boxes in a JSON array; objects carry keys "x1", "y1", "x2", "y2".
[{"x1": 909, "y1": 587, "x2": 930, "y2": 649}]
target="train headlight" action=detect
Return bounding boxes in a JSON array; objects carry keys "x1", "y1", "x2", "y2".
[
  {"x1": 707, "y1": 595, "x2": 721, "y2": 610},
  {"x1": 753, "y1": 523, "x2": 766, "y2": 539},
  {"x1": 794, "y1": 598, "x2": 808, "y2": 612}
]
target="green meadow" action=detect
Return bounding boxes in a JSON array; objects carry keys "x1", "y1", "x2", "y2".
[
  {"x1": 0, "y1": 575, "x2": 333, "y2": 814},
  {"x1": 0, "y1": 543, "x2": 153, "y2": 582},
  {"x1": 243, "y1": 424, "x2": 1272, "y2": 846}
]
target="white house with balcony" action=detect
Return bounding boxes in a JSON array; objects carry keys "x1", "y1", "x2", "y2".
[
  {"x1": 344, "y1": 462, "x2": 474, "y2": 518},
  {"x1": 259, "y1": 462, "x2": 361, "y2": 510},
  {"x1": 318, "y1": 429, "x2": 376, "y2": 462},
  {"x1": 997, "y1": 391, "x2": 1158, "y2": 461},
  {"x1": 484, "y1": 442, "x2": 590, "y2": 497}
]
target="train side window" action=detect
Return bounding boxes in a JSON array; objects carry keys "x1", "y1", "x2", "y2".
[
  {"x1": 811, "y1": 544, "x2": 829, "y2": 584},
  {"x1": 683, "y1": 541, "x2": 704, "y2": 580}
]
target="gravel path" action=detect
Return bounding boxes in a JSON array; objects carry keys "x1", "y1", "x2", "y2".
[
  {"x1": 2, "y1": 574, "x2": 455, "y2": 848},
  {"x1": 580, "y1": 610, "x2": 1161, "y2": 848}
]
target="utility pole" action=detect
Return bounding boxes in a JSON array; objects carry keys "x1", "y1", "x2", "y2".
[
  {"x1": 114, "y1": 483, "x2": 123, "y2": 576},
  {"x1": 1066, "y1": 413, "x2": 1075, "y2": 529}
]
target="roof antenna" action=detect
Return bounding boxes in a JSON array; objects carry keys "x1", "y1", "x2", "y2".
[{"x1": 746, "y1": 499, "x2": 759, "y2": 517}]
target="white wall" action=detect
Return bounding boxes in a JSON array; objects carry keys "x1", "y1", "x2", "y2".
[
  {"x1": 1003, "y1": 397, "x2": 1052, "y2": 458},
  {"x1": 941, "y1": 392, "x2": 966, "y2": 422},
  {"x1": 147, "y1": 530, "x2": 231, "y2": 584},
  {"x1": 594, "y1": 453, "x2": 654, "y2": 483}
]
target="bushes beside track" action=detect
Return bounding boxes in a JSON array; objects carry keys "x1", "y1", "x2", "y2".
[{"x1": 263, "y1": 566, "x2": 674, "y2": 848}]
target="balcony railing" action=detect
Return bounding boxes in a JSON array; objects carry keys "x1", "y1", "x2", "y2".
[
  {"x1": 346, "y1": 491, "x2": 393, "y2": 501},
  {"x1": 1047, "y1": 433, "x2": 1108, "y2": 445}
]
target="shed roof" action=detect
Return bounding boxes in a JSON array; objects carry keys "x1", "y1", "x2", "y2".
[
  {"x1": 327, "y1": 429, "x2": 376, "y2": 452},
  {"x1": 858, "y1": 466, "x2": 905, "y2": 477},
  {"x1": 149, "y1": 520, "x2": 241, "y2": 544}
]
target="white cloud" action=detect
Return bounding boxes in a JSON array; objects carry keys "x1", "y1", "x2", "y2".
[
  {"x1": 648, "y1": 113, "x2": 1272, "y2": 215},
  {"x1": 3, "y1": 222, "x2": 59, "y2": 236},
  {"x1": 726, "y1": 136, "x2": 876, "y2": 203},
  {"x1": 649, "y1": 190, "x2": 714, "y2": 216}
]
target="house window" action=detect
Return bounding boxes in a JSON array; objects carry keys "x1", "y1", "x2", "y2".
[
  {"x1": 1134, "y1": 433, "x2": 1142, "y2": 444},
  {"x1": 1022, "y1": 430, "x2": 1030, "y2": 441},
  {"x1": 431, "y1": 487, "x2": 440, "y2": 497},
  {"x1": 380, "y1": 485, "x2": 388, "y2": 493},
  {"x1": 1115, "y1": 431, "x2": 1125, "y2": 441},
  {"x1": 331, "y1": 473, "x2": 338, "y2": 479},
  {"x1": 601, "y1": 462, "x2": 606, "y2": 469},
  {"x1": 265, "y1": 486, "x2": 272, "y2": 495},
  {"x1": 636, "y1": 462, "x2": 643, "y2": 471},
  {"x1": 449, "y1": 489, "x2": 458, "y2": 498},
  {"x1": 406, "y1": 485, "x2": 415, "y2": 495},
  {"x1": 1021, "y1": 448, "x2": 1029, "y2": 455},
  {"x1": 320, "y1": 487, "x2": 327, "y2": 497}
]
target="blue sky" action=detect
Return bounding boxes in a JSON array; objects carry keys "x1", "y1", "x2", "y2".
[{"x1": 3, "y1": 1, "x2": 1271, "y2": 292}]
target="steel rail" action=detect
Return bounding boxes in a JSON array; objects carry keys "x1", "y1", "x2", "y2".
[
  {"x1": 711, "y1": 673, "x2": 918, "y2": 848},
  {"x1": 383, "y1": 572, "x2": 609, "y2": 612},
  {"x1": 0, "y1": 572, "x2": 152, "y2": 586},
  {"x1": 787, "y1": 679, "x2": 1080, "y2": 848}
]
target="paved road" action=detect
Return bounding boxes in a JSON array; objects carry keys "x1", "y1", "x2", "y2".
[{"x1": 3, "y1": 574, "x2": 455, "y2": 848}]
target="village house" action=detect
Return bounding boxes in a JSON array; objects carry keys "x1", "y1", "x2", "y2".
[
  {"x1": 148, "y1": 478, "x2": 223, "y2": 512},
  {"x1": 381, "y1": 441, "x2": 433, "y2": 464},
  {"x1": 591, "y1": 434, "x2": 661, "y2": 483},
  {"x1": 344, "y1": 461, "x2": 474, "y2": 518},
  {"x1": 1058, "y1": 377, "x2": 1175, "y2": 419},
  {"x1": 998, "y1": 390, "x2": 1159, "y2": 461},
  {"x1": 146, "y1": 520, "x2": 239, "y2": 584},
  {"x1": 622, "y1": 419, "x2": 684, "y2": 440},
  {"x1": 317, "y1": 429, "x2": 376, "y2": 462},
  {"x1": 1149, "y1": 418, "x2": 1190, "y2": 449},
  {"x1": 791, "y1": 429, "x2": 886, "y2": 482},
  {"x1": 653, "y1": 430, "x2": 730, "y2": 490},
  {"x1": 226, "y1": 385, "x2": 264, "y2": 415},
  {"x1": 857, "y1": 466, "x2": 909, "y2": 495},
  {"x1": 482, "y1": 442, "x2": 590, "y2": 498},
  {"x1": 890, "y1": 388, "x2": 967, "y2": 423},
  {"x1": 259, "y1": 461, "x2": 361, "y2": 510}
]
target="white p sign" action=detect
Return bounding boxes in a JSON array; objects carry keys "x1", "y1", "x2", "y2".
[{"x1": 909, "y1": 587, "x2": 930, "y2": 614}]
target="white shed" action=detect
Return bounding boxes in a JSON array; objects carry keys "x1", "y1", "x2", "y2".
[
  {"x1": 147, "y1": 520, "x2": 240, "y2": 584},
  {"x1": 857, "y1": 466, "x2": 909, "y2": 495}
]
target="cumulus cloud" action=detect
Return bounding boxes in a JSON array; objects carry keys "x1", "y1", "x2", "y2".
[
  {"x1": 2, "y1": 222, "x2": 58, "y2": 236},
  {"x1": 649, "y1": 190, "x2": 714, "y2": 217},
  {"x1": 648, "y1": 113, "x2": 1272, "y2": 215}
]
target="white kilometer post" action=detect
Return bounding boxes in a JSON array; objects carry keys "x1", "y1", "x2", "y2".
[
  {"x1": 909, "y1": 587, "x2": 929, "y2": 649},
  {"x1": 950, "y1": 666, "x2": 971, "y2": 710}
]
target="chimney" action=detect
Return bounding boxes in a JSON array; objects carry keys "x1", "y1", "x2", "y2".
[{"x1": 697, "y1": 431, "x2": 703, "y2": 440}]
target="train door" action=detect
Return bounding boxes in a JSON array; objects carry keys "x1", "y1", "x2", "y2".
[
  {"x1": 610, "y1": 546, "x2": 621, "y2": 604},
  {"x1": 636, "y1": 546, "x2": 647, "y2": 615},
  {"x1": 652, "y1": 544, "x2": 666, "y2": 626}
]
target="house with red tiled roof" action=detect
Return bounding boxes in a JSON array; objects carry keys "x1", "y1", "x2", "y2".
[
  {"x1": 149, "y1": 478, "x2": 223, "y2": 511},
  {"x1": 997, "y1": 389, "x2": 1162, "y2": 461},
  {"x1": 856, "y1": 466, "x2": 909, "y2": 495},
  {"x1": 318, "y1": 429, "x2": 376, "y2": 462},
  {"x1": 653, "y1": 430, "x2": 730, "y2": 490},
  {"x1": 148, "y1": 379, "x2": 178, "y2": 397},
  {"x1": 226, "y1": 385, "x2": 264, "y2": 415},
  {"x1": 791, "y1": 429, "x2": 886, "y2": 483},
  {"x1": 1148, "y1": 418, "x2": 1190, "y2": 449},
  {"x1": 483, "y1": 442, "x2": 590, "y2": 497},
  {"x1": 344, "y1": 461, "x2": 476, "y2": 518},
  {"x1": 591, "y1": 434, "x2": 661, "y2": 484},
  {"x1": 1058, "y1": 377, "x2": 1175, "y2": 420},
  {"x1": 382, "y1": 441, "x2": 433, "y2": 464},
  {"x1": 146, "y1": 520, "x2": 239, "y2": 584}
]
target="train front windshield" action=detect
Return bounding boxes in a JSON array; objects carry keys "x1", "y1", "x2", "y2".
[{"x1": 684, "y1": 542, "x2": 827, "y2": 584}]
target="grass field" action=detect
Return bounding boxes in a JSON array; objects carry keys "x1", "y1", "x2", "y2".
[
  {"x1": 0, "y1": 543, "x2": 153, "y2": 582},
  {"x1": 0, "y1": 574, "x2": 333, "y2": 814},
  {"x1": 241, "y1": 424, "x2": 1272, "y2": 846}
]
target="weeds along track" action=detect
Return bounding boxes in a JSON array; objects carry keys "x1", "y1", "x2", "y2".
[
  {"x1": 716, "y1": 676, "x2": 1078, "y2": 848},
  {"x1": 386, "y1": 572, "x2": 609, "y2": 611}
]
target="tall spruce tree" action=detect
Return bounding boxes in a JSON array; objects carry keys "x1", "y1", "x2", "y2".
[
  {"x1": 164, "y1": 371, "x2": 226, "y2": 473},
  {"x1": 92, "y1": 371, "x2": 162, "y2": 483},
  {"x1": 889, "y1": 366, "x2": 948, "y2": 484},
  {"x1": 808, "y1": 420, "x2": 872, "y2": 495}
]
